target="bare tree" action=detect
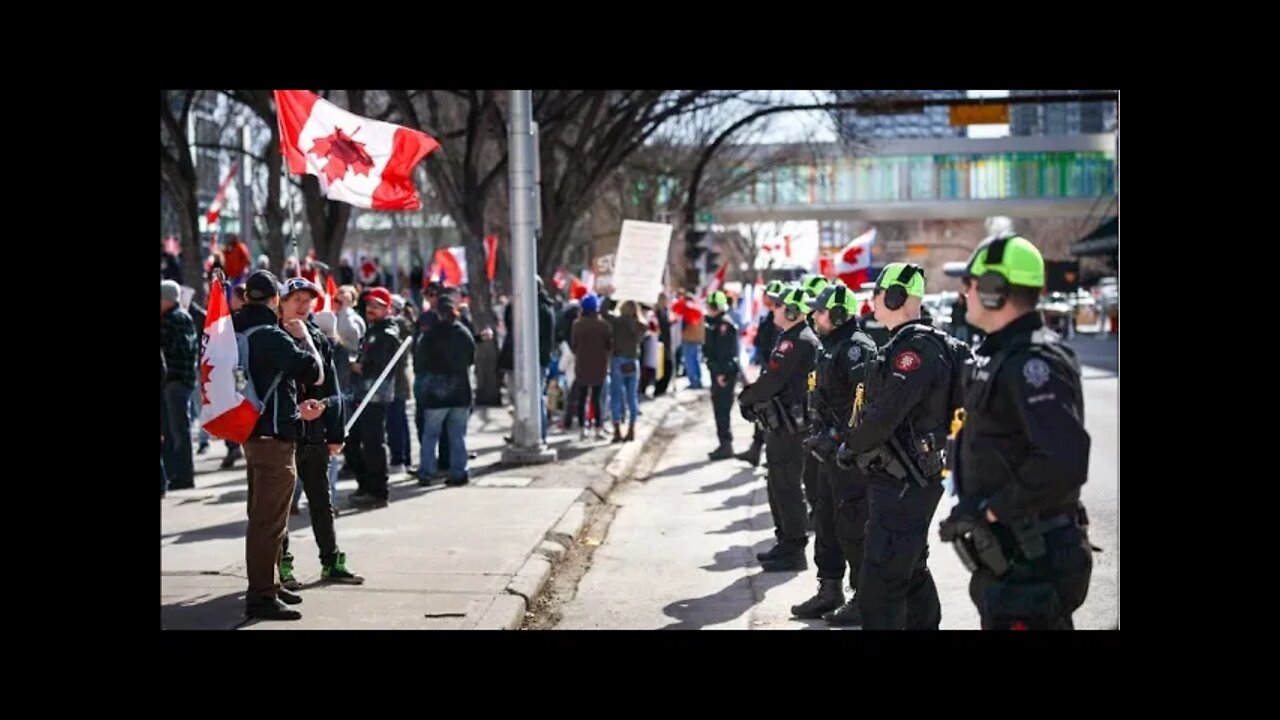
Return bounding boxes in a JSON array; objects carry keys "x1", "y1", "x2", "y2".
[{"x1": 160, "y1": 90, "x2": 206, "y2": 303}]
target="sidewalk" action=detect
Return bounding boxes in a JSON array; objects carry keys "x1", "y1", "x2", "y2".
[{"x1": 161, "y1": 389, "x2": 697, "y2": 629}]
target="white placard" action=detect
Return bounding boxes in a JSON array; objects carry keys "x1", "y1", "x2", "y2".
[{"x1": 610, "y1": 220, "x2": 672, "y2": 304}]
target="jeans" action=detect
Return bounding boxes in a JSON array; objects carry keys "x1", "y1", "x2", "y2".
[
  {"x1": 419, "y1": 406, "x2": 469, "y2": 480},
  {"x1": 609, "y1": 356, "x2": 641, "y2": 425},
  {"x1": 190, "y1": 390, "x2": 209, "y2": 448},
  {"x1": 387, "y1": 397, "x2": 412, "y2": 466},
  {"x1": 682, "y1": 343, "x2": 703, "y2": 388},
  {"x1": 162, "y1": 381, "x2": 195, "y2": 488}
]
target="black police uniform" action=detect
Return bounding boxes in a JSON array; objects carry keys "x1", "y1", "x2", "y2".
[
  {"x1": 800, "y1": 314, "x2": 823, "y2": 525},
  {"x1": 794, "y1": 317, "x2": 878, "y2": 618},
  {"x1": 703, "y1": 311, "x2": 740, "y2": 450},
  {"x1": 282, "y1": 319, "x2": 346, "y2": 567},
  {"x1": 839, "y1": 317, "x2": 959, "y2": 629},
  {"x1": 738, "y1": 320, "x2": 820, "y2": 566},
  {"x1": 742, "y1": 311, "x2": 780, "y2": 455},
  {"x1": 943, "y1": 312, "x2": 1093, "y2": 630},
  {"x1": 344, "y1": 316, "x2": 401, "y2": 502}
]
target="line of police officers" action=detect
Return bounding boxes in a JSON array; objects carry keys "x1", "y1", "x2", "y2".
[{"x1": 718, "y1": 234, "x2": 1095, "y2": 630}]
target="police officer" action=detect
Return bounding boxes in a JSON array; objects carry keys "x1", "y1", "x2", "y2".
[
  {"x1": 835, "y1": 263, "x2": 961, "y2": 630},
  {"x1": 346, "y1": 287, "x2": 403, "y2": 509},
  {"x1": 798, "y1": 276, "x2": 831, "y2": 526},
  {"x1": 738, "y1": 285, "x2": 821, "y2": 571},
  {"x1": 938, "y1": 235, "x2": 1093, "y2": 630},
  {"x1": 735, "y1": 280, "x2": 785, "y2": 466},
  {"x1": 792, "y1": 282, "x2": 878, "y2": 624},
  {"x1": 703, "y1": 290, "x2": 740, "y2": 461}
]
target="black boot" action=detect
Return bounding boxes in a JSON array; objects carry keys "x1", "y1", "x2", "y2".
[
  {"x1": 756, "y1": 539, "x2": 783, "y2": 561},
  {"x1": 791, "y1": 579, "x2": 845, "y2": 619},
  {"x1": 823, "y1": 596, "x2": 864, "y2": 626},
  {"x1": 708, "y1": 442, "x2": 734, "y2": 460},
  {"x1": 734, "y1": 440, "x2": 762, "y2": 467},
  {"x1": 760, "y1": 548, "x2": 808, "y2": 572}
]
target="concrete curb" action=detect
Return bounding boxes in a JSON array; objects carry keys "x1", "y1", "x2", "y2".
[
  {"x1": 591, "y1": 394, "x2": 685, "y2": 501},
  {"x1": 491, "y1": 393, "x2": 697, "y2": 629}
]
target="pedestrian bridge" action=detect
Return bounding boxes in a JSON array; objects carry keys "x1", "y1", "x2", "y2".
[{"x1": 709, "y1": 134, "x2": 1116, "y2": 222}]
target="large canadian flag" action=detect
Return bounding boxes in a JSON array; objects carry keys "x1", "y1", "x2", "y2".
[
  {"x1": 275, "y1": 90, "x2": 440, "y2": 210},
  {"x1": 835, "y1": 227, "x2": 876, "y2": 288},
  {"x1": 199, "y1": 276, "x2": 260, "y2": 443}
]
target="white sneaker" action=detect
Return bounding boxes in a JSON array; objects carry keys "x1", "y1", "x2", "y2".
[{"x1": 389, "y1": 464, "x2": 406, "y2": 475}]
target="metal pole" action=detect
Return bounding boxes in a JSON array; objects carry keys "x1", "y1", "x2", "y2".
[
  {"x1": 503, "y1": 91, "x2": 556, "y2": 465},
  {"x1": 240, "y1": 123, "x2": 254, "y2": 251}
]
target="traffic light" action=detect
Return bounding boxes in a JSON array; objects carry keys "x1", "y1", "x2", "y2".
[
  {"x1": 685, "y1": 229, "x2": 710, "y2": 261},
  {"x1": 705, "y1": 246, "x2": 721, "y2": 275}
]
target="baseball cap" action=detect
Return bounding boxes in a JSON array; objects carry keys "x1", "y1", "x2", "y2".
[
  {"x1": 281, "y1": 276, "x2": 320, "y2": 299},
  {"x1": 366, "y1": 287, "x2": 393, "y2": 308},
  {"x1": 245, "y1": 270, "x2": 281, "y2": 302},
  {"x1": 161, "y1": 280, "x2": 181, "y2": 303}
]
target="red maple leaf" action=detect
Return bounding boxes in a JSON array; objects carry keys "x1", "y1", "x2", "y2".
[
  {"x1": 842, "y1": 245, "x2": 865, "y2": 265},
  {"x1": 199, "y1": 358, "x2": 214, "y2": 406},
  {"x1": 308, "y1": 127, "x2": 375, "y2": 184}
]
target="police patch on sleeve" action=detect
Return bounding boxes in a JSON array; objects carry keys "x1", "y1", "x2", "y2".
[
  {"x1": 1023, "y1": 358, "x2": 1051, "y2": 389},
  {"x1": 894, "y1": 350, "x2": 922, "y2": 372},
  {"x1": 847, "y1": 345, "x2": 862, "y2": 363}
]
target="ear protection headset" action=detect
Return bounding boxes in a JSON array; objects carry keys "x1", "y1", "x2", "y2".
[
  {"x1": 972, "y1": 237, "x2": 1011, "y2": 310},
  {"x1": 880, "y1": 264, "x2": 922, "y2": 311},
  {"x1": 829, "y1": 284, "x2": 850, "y2": 326}
]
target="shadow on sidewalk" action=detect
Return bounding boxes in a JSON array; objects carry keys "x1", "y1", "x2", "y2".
[
  {"x1": 706, "y1": 510, "x2": 773, "y2": 536},
  {"x1": 161, "y1": 588, "x2": 250, "y2": 630},
  {"x1": 662, "y1": 561, "x2": 799, "y2": 630},
  {"x1": 710, "y1": 488, "x2": 766, "y2": 512},
  {"x1": 689, "y1": 467, "x2": 757, "y2": 495}
]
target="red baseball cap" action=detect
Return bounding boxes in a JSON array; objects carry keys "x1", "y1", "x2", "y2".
[{"x1": 366, "y1": 287, "x2": 393, "y2": 308}]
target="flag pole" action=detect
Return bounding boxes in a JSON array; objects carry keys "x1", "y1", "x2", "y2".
[{"x1": 343, "y1": 336, "x2": 413, "y2": 437}]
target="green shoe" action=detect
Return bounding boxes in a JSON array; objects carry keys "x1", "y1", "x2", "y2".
[
  {"x1": 322, "y1": 552, "x2": 365, "y2": 584},
  {"x1": 279, "y1": 554, "x2": 302, "y2": 591}
]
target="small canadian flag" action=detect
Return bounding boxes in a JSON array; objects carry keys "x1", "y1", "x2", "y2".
[{"x1": 275, "y1": 90, "x2": 440, "y2": 210}]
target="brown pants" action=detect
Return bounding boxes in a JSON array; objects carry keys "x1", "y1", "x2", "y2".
[{"x1": 243, "y1": 437, "x2": 297, "y2": 601}]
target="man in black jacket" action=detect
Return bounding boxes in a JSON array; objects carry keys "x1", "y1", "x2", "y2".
[
  {"x1": 347, "y1": 287, "x2": 403, "y2": 509},
  {"x1": 415, "y1": 293, "x2": 476, "y2": 486},
  {"x1": 275, "y1": 278, "x2": 365, "y2": 590},
  {"x1": 233, "y1": 271, "x2": 326, "y2": 621}
]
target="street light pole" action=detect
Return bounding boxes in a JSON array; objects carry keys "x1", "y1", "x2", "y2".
[{"x1": 502, "y1": 91, "x2": 557, "y2": 466}]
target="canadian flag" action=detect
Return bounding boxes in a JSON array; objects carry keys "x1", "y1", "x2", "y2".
[
  {"x1": 312, "y1": 272, "x2": 338, "y2": 314},
  {"x1": 199, "y1": 276, "x2": 261, "y2": 444},
  {"x1": 484, "y1": 234, "x2": 498, "y2": 281},
  {"x1": 275, "y1": 90, "x2": 440, "y2": 210},
  {"x1": 835, "y1": 227, "x2": 876, "y2": 288},
  {"x1": 205, "y1": 162, "x2": 240, "y2": 225},
  {"x1": 433, "y1": 247, "x2": 467, "y2": 286}
]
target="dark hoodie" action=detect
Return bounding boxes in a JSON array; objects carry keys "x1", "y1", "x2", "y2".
[{"x1": 232, "y1": 303, "x2": 322, "y2": 441}]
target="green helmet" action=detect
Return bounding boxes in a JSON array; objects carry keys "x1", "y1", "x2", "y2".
[
  {"x1": 964, "y1": 235, "x2": 1045, "y2": 288},
  {"x1": 763, "y1": 280, "x2": 786, "y2": 301},
  {"x1": 801, "y1": 274, "x2": 830, "y2": 298},
  {"x1": 707, "y1": 290, "x2": 729, "y2": 310},
  {"x1": 778, "y1": 284, "x2": 811, "y2": 314},
  {"x1": 876, "y1": 262, "x2": 926, "y2": 298},
  {"x1": 806, "y1": 282, "x2": 857, "y2": 316}
]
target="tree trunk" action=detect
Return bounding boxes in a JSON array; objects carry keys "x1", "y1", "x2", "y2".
[{"x1": 262, "y1": 128, "x2": 287, "y2": 274}]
